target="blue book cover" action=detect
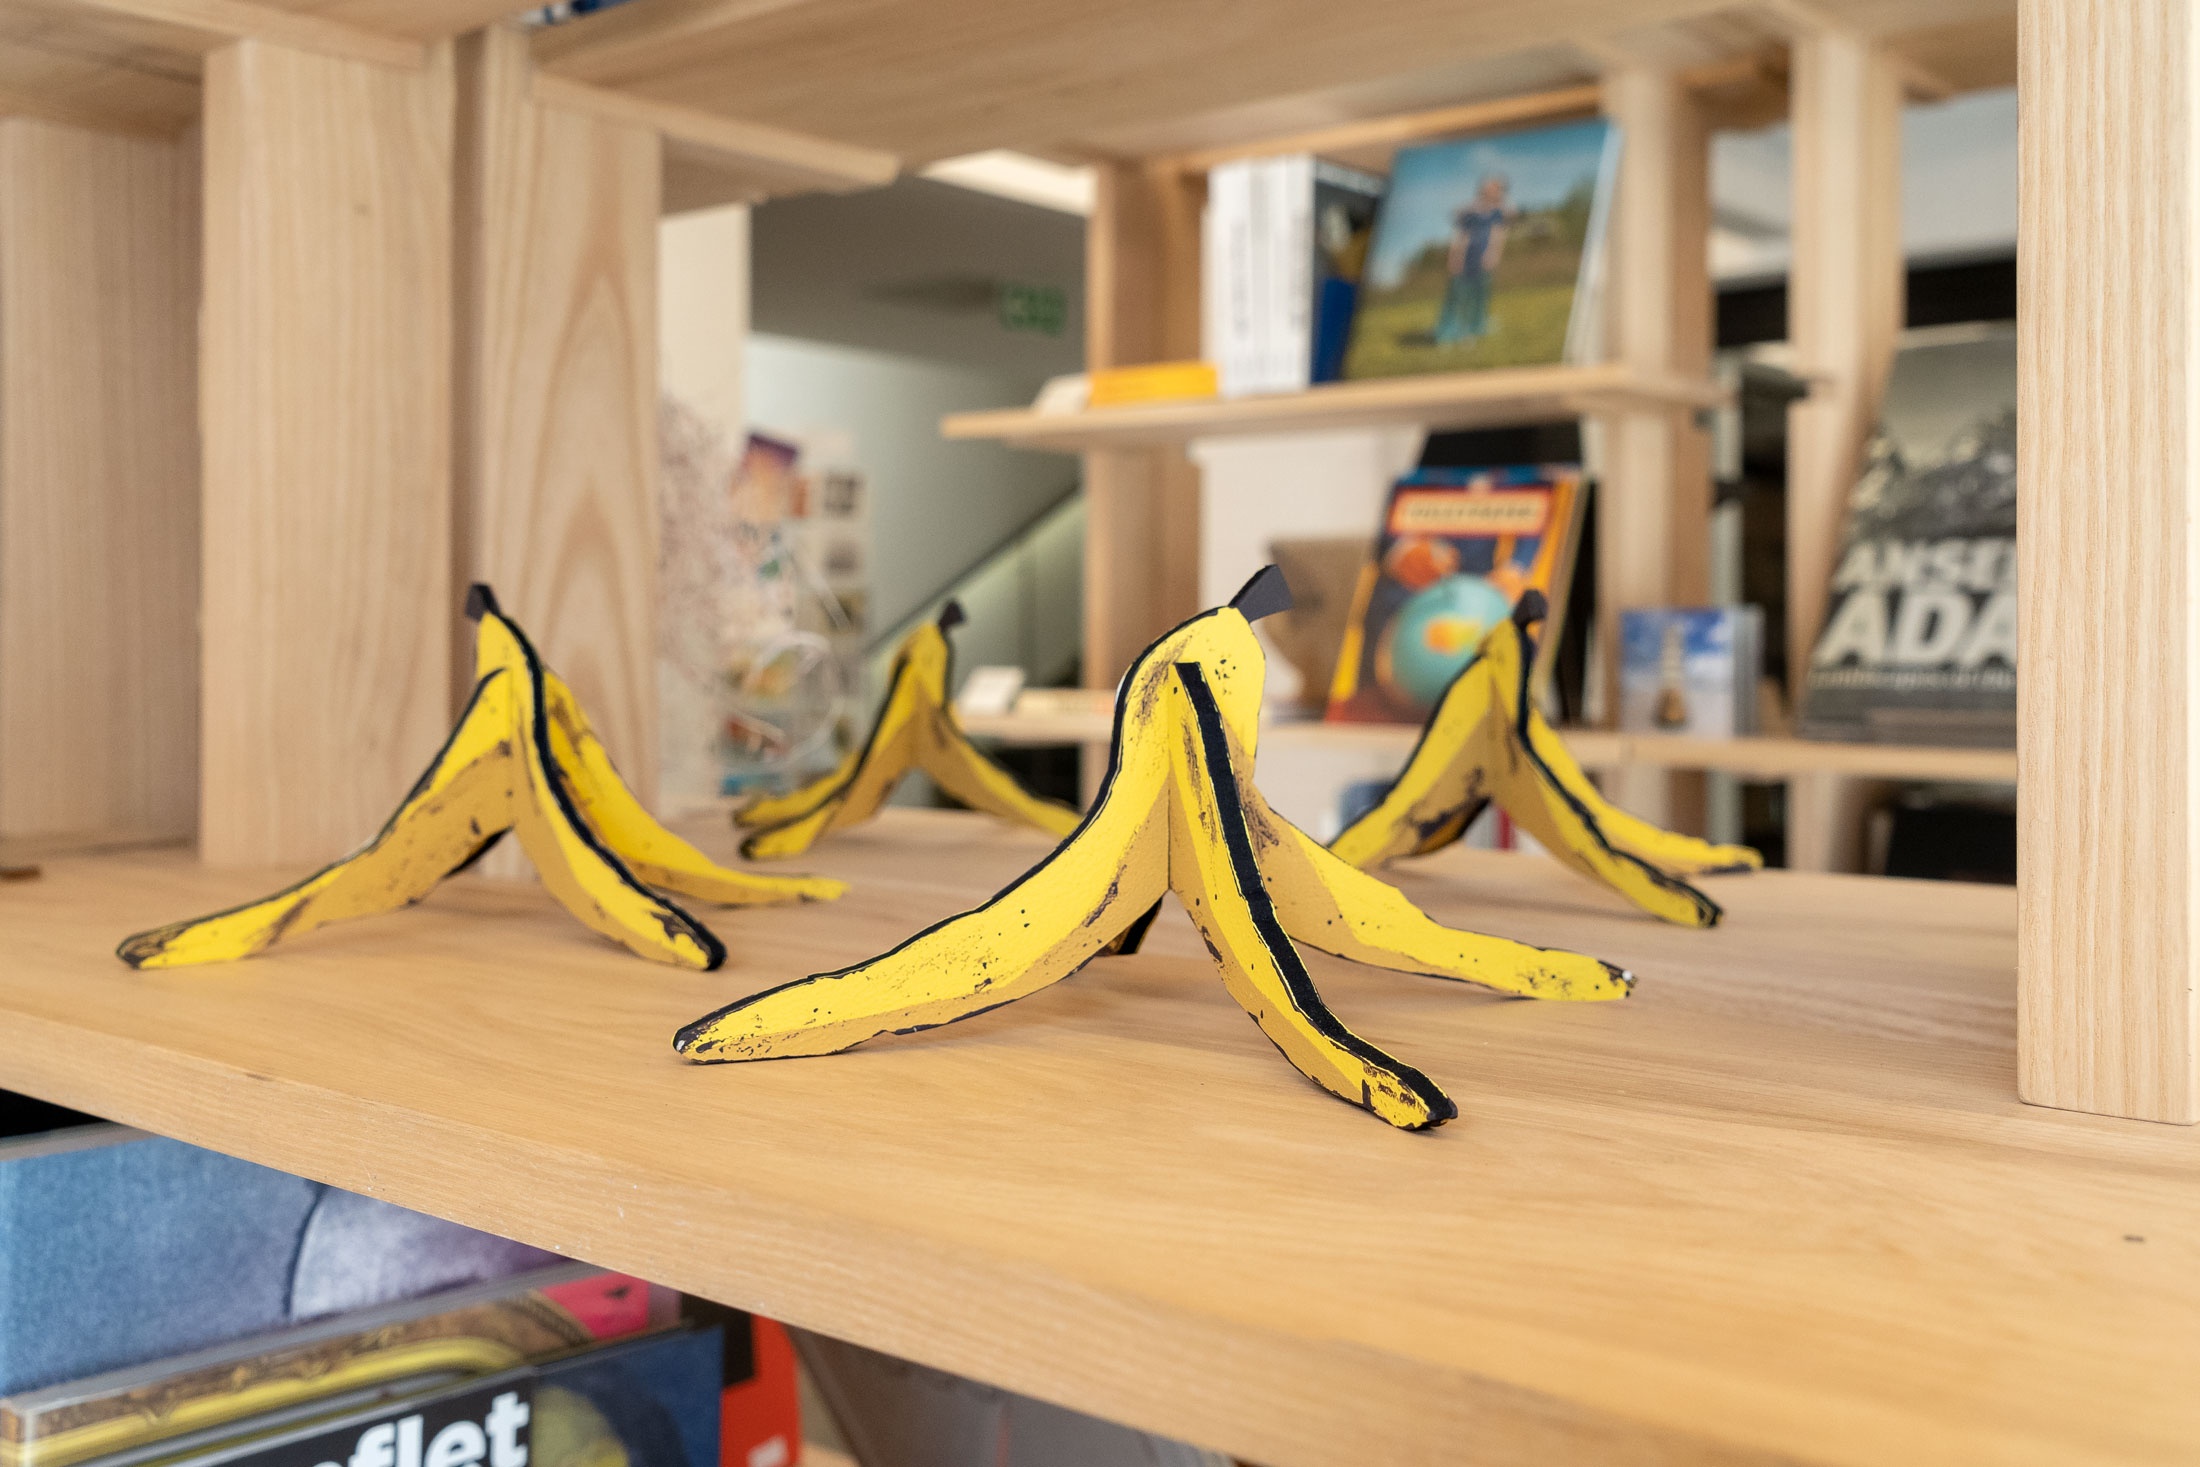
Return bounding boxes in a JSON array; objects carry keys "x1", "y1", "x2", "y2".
[
  {"x1": 535, "y1": 1328, "x2": 722, "y2": 1467},
  {"x1": 0, "y1": 1126, "x2": 558, "y2": 1396}
]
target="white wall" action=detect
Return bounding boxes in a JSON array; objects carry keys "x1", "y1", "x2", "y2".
[
  {"x1": 658, "y1": 203, "x2": 751, "y2": 811},
  {"x1": 744, "y1": 333, "x2": 1076, "y2": 639},
  {"x1": 1194, "y1": 427, "x2": 1421, "y2": 610},
  {"x1": 661, "y1": 203, "x2": 750, "y2": 429},
  {"x1": 1710, "y1": 86, "x2": 2018, "y2": 281}
]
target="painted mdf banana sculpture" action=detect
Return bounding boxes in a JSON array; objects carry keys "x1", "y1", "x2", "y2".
[
  {"x1": 678, "y1": 567, "x2": 1630, "y2": 1131},
  {"x1": 734, "y1": 601, "x2": 1080, "y2": 859},
  {"x1": 1330, "y1": 591, "x2": 1762, "y2": 927},
  {"x1": 118, "y1": 587, "x2": 844, "y2": 972}
]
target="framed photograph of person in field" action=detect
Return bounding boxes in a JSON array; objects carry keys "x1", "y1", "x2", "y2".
[{"x1": 1341, "y1": 118, "x2": 1621, "y2": 380}]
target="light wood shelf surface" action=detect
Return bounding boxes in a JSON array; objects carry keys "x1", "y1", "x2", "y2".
[
  {"x1": 0, "y1": 0, "x2": 895, "y2": 202},
  {"x1": 1, "y1": 809, "x2": 2186, "y2": 1466},
  {"x1": 526, "y1": 0, "x2": 2009, "y2": 163},
  {"x1": 0, "y1": 0, "x2": 2014, "y2": 165},
  {"x1": 957, "y1": 707, "x2": 2019, "y2": 783},
  {"x1": 941, "y1": 363, "x2": 1729, "y2": 452}
]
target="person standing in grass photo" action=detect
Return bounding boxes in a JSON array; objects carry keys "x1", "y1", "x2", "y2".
[
  {"x1": 1434, "y1": 172, "x2": 1514, "y2": 345},
  {"x1": 1343, "y1": 118, "x2": 1616, "y2": 379}
]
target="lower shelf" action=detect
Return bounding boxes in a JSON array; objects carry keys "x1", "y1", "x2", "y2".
[
  {"x1": 1, "y1": 809, "x2": 2187, "y2": 1466},
  {"x1": 958, "y1": 706, "x2": 2020, "y2": 783}
]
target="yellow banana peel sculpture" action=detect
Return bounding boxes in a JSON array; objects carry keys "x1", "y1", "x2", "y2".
[
  {"x1": 678, "y1": 567, "x2": 1631, "y2": 1130},
  {"x1": 734, "y1": 601, "x2": 1080, "y2": 859},
  {"x1": 118, "y1": 586, "x2": 844, "y2": 972},
  {"x1": 1330, "y1": 591, "x2": 1762, "y2": 926}
]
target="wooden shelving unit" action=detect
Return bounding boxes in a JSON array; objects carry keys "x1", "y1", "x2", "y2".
[
  {"x1": 7, "y1": 1, "x2": 2199, "y2": 1461},
  {"x1": 928, "y1": 45, "x2": 1974, "y2": 877},
  {"x1": 957, "y1": 708, "x2": 2019, "y2": 784},
  {"x1": 941, "y1": 362, "x2": 1728, "y2": 451},
  {"x1": 6, "y1": 808, "x2": 2194, "y2": 1467}
]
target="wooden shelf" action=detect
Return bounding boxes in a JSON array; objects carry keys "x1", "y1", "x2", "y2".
[
  {"x1": 3, "y1": 809, "x2": 2187, "y2": 1466},
  {"x1": 522, "y1": 0, "x2": 2009, "y2": 163},
  {"x1": 941, "y1": 363, "x2": 1729, "y2": 452},
  {"x1": 0, "y1": 0, "x2": 895, "y2": 204},
  {"x1": 958, "y1": 708, "x2": 2020, "y2": 783}
]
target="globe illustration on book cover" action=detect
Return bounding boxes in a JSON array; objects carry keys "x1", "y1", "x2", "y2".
[{"x1": 1376, "y1": 573, "x2": 1515, "y2": 708}]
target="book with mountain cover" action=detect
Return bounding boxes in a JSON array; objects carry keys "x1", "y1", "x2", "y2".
[{"x1": 1799, "y1": 325, "x2": 2016, "y2": 746}]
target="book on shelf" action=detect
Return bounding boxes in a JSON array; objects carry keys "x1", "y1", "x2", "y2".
[
  {"x1": 1326, "y1": 465, "x2": 1587, "y2": 725},
  {"x1": 1202, "y1": 155, "x2": 1383, "y2": 397},
  {"x1": 56, "y1": 1323, "x2": 723, "y2": 1467},
  {"x1": 1341, "y1": 117, "x2": 1620, "y2": 381},
  {"x1": 1618, "y1": 608, "x2": 1764, "y2": 739},
  {"x1": 1798, "y1": 324, "x2": 2016, "y2": 747},
  {"x1": 673, "y1": 1303, "x2": 801, "y2": 1467},
  {"x1": 0, "y1": 1262, "x2": 678, "y2": 1467},
  {"x1": 0, "y1": 1126, "x2": 561, "y2": 1397}
]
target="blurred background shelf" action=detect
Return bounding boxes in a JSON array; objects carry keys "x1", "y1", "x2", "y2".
[
  {"x1": 958, "y1": 707, "x2": 2017, "y2": 784},
  {"x1": 941, "y1": 363, "x2": 1728, "y2": 451}
]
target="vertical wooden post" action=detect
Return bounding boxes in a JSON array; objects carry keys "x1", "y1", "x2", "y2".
[
  {"x1": 1785, "y1": 26, "x2": 1903, "y2": 872},
  {"x1": 1083, "y1": 160, "x2": 1202, "y2": 690},
  {"x1": 0, "y1": 120, "x2": 198, "y2": 846},
  {"x1": 454, "y1": 26, "x2": 663, "y2": 812},
  {"x1": 1598, "y1": 66, "x2": 1714, "y2": 828},
  {"x1": 200, "y1": 39, "x2": 455, "y2": 867},
  {"x1": 2018, "y1": 0, "x2": 2200, "y2": 1124}
]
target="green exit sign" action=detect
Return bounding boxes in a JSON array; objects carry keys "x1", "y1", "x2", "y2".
[{"x1": 997, "y1": 282, "x2": 1067, "y2": 337}]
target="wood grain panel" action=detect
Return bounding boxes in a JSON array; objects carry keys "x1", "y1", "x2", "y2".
[
  {"x1": 455, "y1": 26, "x2": 662, "y2": 813},
  {"x1": 2017, "y1": 0, "x2": 2199, "y2": 1124},
  {"x1": 528, "y1": 0, "x2": 2010, "y2": 161},
  {"x1": 1082, "y1": 160, "x2": 1201, "y2": 701},
  {"x1": 2, "y1": 811, "x2": 2195, "y2": 1466},
  {"x1": 1597, "y1": 64, "x2": 1714, "y2": 829},
  {"x1": 0, "y1": 0, "x2": 429, "y2": 140},
  {"x1": 528, "y1": 70, "x2": 895, "y2": 202},
  {"x1": 17, "y1": 0, "x2": 425, "y2": 67},
  {"x1": 1783, "y1": 25, "x2": 1902, "y2": 873},
  {"x1": 199, "y1": 37, "x2": 454, "y2": 866},
  {"x1": 0, "y1": 118, "x2": 198, "y2": 843},
  {"x1": 248, "y1": 0, "x2": 522, "y2": 42},
  {"x1": 0, "y1": 1, "x2": 201, "y2": 134}
]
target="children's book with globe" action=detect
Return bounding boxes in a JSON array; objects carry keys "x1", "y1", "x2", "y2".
[{"x1": 1325, "y1": 465, "x2": 1585, "y2": 724}]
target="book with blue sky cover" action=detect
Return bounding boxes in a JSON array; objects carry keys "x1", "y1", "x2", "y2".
[{"x1": 1342, "y1": 118, "x2": 1621, "y2": 380}]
